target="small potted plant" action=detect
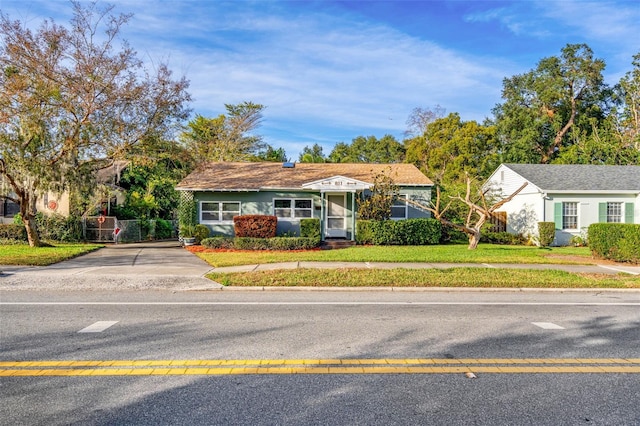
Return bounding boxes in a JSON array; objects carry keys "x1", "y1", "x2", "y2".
[{"x1": 179, "y1": 224, "x2": 197, "y2": 246}]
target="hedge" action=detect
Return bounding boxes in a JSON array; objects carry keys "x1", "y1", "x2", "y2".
[
  {"x1": 0, "y1": 224, "x2": 27, "y2": 241},
  {"x1": 356, "y1": 219, "x2": 441, "y2": 245},
  {"x1": 233, "y1": 215, "x2": 277, "y2": 238},
  {"x1": 481, "y1": 231, "x2": 527, "y2": 245},
  {"x1": 201, "y1": 236, "x2": 320, "y2": 250},
  {"x1": 588, "y1": 223, "x2": 640, "y2": 263}
]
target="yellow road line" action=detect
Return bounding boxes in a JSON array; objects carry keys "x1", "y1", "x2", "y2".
[{"x1": 1, "y1": 358, "x2": 639, "y2": 376}]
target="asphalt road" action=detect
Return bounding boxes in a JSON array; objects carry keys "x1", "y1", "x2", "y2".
[{"x1": 1, "y1": 289, "x2": 639, "y2": 425}]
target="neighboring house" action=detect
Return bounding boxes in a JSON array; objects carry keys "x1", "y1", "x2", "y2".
[
  {"x1": 176, "y1": 162, "x2": 434, "y2": 240},
  {"x1": 0, "y1": 161, "x2": 128, "y2": 223},
  {"x1": 484, "y1": 163, "x2": 640, "y2": 245}
]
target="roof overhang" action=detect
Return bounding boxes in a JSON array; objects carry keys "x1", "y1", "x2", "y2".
[
  {"x1": 543, "y1": 190, "x2": 640, "y2": 195},
  {"x1": 302, "y1": 175, "x2": 372, "y2": 192}
]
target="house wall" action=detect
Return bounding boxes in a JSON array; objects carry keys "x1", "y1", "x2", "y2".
[
  {"x1": 484, "y1": 165, "x2": 544, "y2": 239},
  {"x1": 195, "y1": 191, "x2": 322, "y2": 237},
  {"x1": 485, "y1": 164, "x2": 640, "y2": 246},
  {"x1": 544, "y1": 193, "x2": 639, "y2": 245},
  {"x1": 193, "y1": 186, "x2": 432, "y2": 238}
]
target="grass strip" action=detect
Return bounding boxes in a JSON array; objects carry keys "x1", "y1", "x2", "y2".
[{"x1": 207, "y1": 268, "x2": 640, "y2": 289}]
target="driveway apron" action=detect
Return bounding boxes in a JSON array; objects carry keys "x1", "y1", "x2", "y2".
[{"x1": 0, "y1": 241, "x2": 219, "y2": 291}]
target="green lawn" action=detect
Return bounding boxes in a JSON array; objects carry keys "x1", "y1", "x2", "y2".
[
  {"x1": 194, "y1": 244, "x2": 594, "y2": 268},
  {"x1": 0, "y1": 242, "x2": 104, "y2": 266}
]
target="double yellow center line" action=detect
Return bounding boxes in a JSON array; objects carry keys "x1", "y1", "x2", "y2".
[{"x1": 2, "y1": 358, "x2": 640, "y2": 376}]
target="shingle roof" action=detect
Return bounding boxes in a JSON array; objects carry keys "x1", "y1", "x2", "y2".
[
  {"x1": 504, "y1": 164, "x2": 640, "y2": 191},
  {"x1": 177, "y1": 162, "x2": 433, "y2": 191}
]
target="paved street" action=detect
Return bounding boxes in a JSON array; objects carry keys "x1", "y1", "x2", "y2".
[
  {"x1": 1, "y1": 244, "x2": 639, "y2": 424},
  {"x1": 1, "y1": 289, "x2": 639, "y2": 425}
]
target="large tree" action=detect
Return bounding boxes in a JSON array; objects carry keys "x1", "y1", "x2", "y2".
[
  {"x1": 493, "y1": 43, "x2": 608, "y2": 163},
  {"x1": 613, "y1": 52, "x2": 640, "y2": 152},
  {"x1": 327, "y1": 134, "x2": 405, "y2": 163},
  {"x1": 0, "y1": 2, "x2": 191, "y2": 246},
  {"x1": 180, "y1": 102, "x2": 265, "y2": 163},
  {"x1": 405, "y1": 113, "x2": 499, "y2": 183}
]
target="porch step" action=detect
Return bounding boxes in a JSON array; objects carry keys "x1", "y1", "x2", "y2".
[{"x1": 320, "y1": 239, "x2": 356, "y2": 250}]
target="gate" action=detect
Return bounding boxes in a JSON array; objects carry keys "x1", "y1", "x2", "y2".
[{"x1": 84, "y1": 216, "x2": 117, "y2": 242}]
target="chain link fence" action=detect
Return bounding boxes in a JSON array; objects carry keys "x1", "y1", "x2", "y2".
[{"x1": 83, "y1": 217, "x2": 177, "y2": 243}]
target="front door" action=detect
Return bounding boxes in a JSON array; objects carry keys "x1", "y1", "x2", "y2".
[{"x1": 325, "y1": 193, "x2": 347, "y2": 238}]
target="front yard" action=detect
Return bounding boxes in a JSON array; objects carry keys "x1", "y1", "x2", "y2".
[{"x1": 190, "y1": 244, "x2": 595, "y2": 268}]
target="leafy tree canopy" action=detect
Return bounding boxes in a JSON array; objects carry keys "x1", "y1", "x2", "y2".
[
  {"x1": 0, "y1": 1, "x2": 191, "y2": 246},
  {"x1": 328, "y1": 134, "x2": 405, "y2": 163},
  {"x1": 493, "y1": 43, "x2": 609, "y2": 164},
  {"x1": 180, "y1": 102, "x2": 265, "y2": 164}
]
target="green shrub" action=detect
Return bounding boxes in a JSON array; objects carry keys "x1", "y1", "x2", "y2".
[
  {"x1": 589, "y1": 223, "x2": 640, "y2": 263},
  {"x1": 155, "y1": 219, "x2": 174, "y2": 239},
  {"x1": 537, "y1": 222, "x2": 556, "y2": 247},
  {"x1": 36, "y1": 214, "x2": 83, "y2": 242},
  {"x1": 481, "y1": 231, "x2": 526, "y2": 245},
  {"x1": 0, "y1": 224, "x2": 27, "y2": 241},
  {"x1": 233, "y1": 215, "x2": 277, "y2": 238},
  {"x1": 300, "y1": 218, "x2": 321, "y2": 239},
  {"x1": 194, "y1": 224, "x2": 210, "y2": 243},
  {"x1": 356, "y1": 218, "x2": 441, "y2": 245},
  {"x1": 356, "y1": 220, "x2": 375, "y2": 245}
]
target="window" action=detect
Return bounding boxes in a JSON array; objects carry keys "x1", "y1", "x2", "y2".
[
  {"x1": 273, "y1": 198, "x2": 313, "y2": 219},
  {"x1": 201, "y1": 201, "x2": 240, "y2": 222},
  {"x1": 562, "y1": 202, "x2": 578, "y2": 229},
  {"x1": 606, "y1": 202, "x2": 622, "y2": 223},
  {"x1": 391, "y1": 195, "x2": 408, "y2": 220}
]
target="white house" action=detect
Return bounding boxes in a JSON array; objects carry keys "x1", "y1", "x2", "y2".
[{"x1": 484, "y1": 164, "x2": 640, "y2": 245}]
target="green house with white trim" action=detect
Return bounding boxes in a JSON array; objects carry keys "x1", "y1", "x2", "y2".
[
  {"x1": 176, "y1": 162, "x2": 433, "y2": 241},
  {"x1": 484, "y1": 164, "x2": 640, "y2": 245}
]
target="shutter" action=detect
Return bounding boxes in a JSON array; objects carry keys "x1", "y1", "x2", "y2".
[
  {"x1": 625, "y1": 203, "x2": 635, "y2": 224},
  {"x1": 554, "y1": 203, "x2": 562, "y2": 229},
  {"x1": 598, "y1": 203, "x2": 606, "y2": 223}
]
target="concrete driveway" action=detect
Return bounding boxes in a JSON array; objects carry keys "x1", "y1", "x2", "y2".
[{"x1": 0, "y1": 241, "x2": 219, "y2": 291}]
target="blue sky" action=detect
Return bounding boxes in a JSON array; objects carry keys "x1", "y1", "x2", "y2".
[{"x1": 3, "y1": 0, "x2": 639, "y2": 159}]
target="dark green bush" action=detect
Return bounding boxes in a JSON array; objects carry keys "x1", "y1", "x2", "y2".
[
  {"x1": 0, "y1": 224, "x2": 27, "y2": 241},
  {"x1": 356, "y1": 218, "x2": 441, "y2": 245},
  {"x1": 300, "y1": 218, "x2": 321, "y2": 239},
  {"x1": 194, "y1": 224, "x2": 210, "y2": 243},
  {"x1": 36, "y1": 214, "x2": 83, "y2": 242},
  {"x1": 537, "y1": 222, "x2": 556, "y2": 247},
  {"x1": 589, "y1": 223, "x2": 640, "y2": 263},
  {"x1": 154, "y1": 219, "x2": 174, "y2": 239},
  {"x1": 481, "y1": 231, "x2": 527, "y2": 245}
]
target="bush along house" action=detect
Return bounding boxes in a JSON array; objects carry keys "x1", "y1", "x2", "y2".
[{"x1": 175, "y1": 162, "x2": 434, "y2": 242}]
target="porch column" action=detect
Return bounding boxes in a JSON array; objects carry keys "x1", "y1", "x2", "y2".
[{"x1": 351, "y1": 191, "x2": 356, "y2": 241}]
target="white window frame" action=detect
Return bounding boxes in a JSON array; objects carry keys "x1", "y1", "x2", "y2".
[
  {"x1": 562, "y1": 202, "x2": 578, "y2": 230},
  {"x1": 273, "y1": 198, "x2": 313, "y2": 220},
  {"x1": 390, "y1": 194, "x2": 408, "y2": 220},
  {"x1": 200, "y1": 201, "x2": 241, "y2": 223},
  {"x1": 606, "y1": 202, "x2": 623, "y2": 223}
]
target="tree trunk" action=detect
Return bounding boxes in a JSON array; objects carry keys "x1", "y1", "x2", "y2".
[
  {"x1": 19, "y1": 194, "x2": 42, "y2": 247},
  {"x1": 468, "y1": 230, "x2": 481, "y2": 250}
]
